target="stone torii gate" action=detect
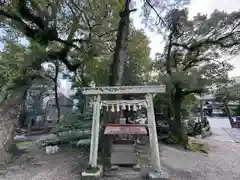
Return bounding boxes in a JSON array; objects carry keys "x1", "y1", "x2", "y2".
[{"x1": 81, "y1": 85, "x2": 167, "y2": 177}]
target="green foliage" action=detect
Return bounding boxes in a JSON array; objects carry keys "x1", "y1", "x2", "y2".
[
  {"x1": 153, "y1": 8, "x2": 240, "y2": 92},
  {"x1": 0, "y1": 38, "x2": 49, "y2": 105},
  {"x1": 179, "y1": 135, "x2": 189, "y2": 146},
  {"x1": 124, "y1": 28, "x2": 152, "y2": 85},
  {"x1": 0, "y1": 0, "x2": 122, "y2": 72},
  {"x1": 186, "y1": 120, "x2": 202, "y2": 136},
  {"x1": 216, "y1": 83, "x2": 240, "y2": 101},
  {"x1": 0, "y1": 40, "x2": 28, "y2": 86},
  {"x1": 15, "y1": 141, "x2": 34, "y2": 150},
  {"x1": 162, "y1": 134, "x2": 188, "y2": 146},
  {"x1": 36, "y1": 109, "x2": 93, "y2": 147},
  {"x1": 71, "y1": 26, "x2": 152, "y2": 88},
  {"x1": 152, "y1": 7, "x2": 240, "y2": 141},
  {"x1": 53, "y1": 112, "x2": 92, "y2": 133},
  {"x1": 163, "y1": 135, "x2": 180, "y2": 144},
  {"x1": 36, "y1": 131, "x2": 91, "y2": 147},
  {"x1": 234, "y1": 105, "x2": 240, "y2": 116},
  {"x1": 182, "y1": 94, "x2": 198, "y2": 108},
  {"x1": 142, "y1": 0, "x2": 190, "y2": 32}
]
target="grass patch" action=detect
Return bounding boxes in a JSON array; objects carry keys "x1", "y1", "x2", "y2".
[
  {"x1": 15, "y1": 141, "x2": 33, "y2": 149},
  {"x1": 161, "y1": 134, "x2": 188, "y2": 147},
  {"x1": 186, "y1": 139, "x2": 208, "y2": 153},
  {"x1": 160, "y1": 135, "x2": 208, "y2": 153}
]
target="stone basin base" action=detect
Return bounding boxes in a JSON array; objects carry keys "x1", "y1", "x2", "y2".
[
  {"x1": 81, "y1": 165, "x2": 103, "y2": 180},
  {"x1": 147, "y1": 170, "x2": 169, "y2": 180}
]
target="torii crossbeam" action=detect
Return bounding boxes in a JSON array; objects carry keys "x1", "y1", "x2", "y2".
[{"x1": 81, "y1": 85, "x2": 165, "y2": 173}]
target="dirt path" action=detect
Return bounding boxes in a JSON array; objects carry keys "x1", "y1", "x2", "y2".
[
  {"x1": 1, "y1": 138, "x2": 240, "y2": 180},
  {"x1": 1, "y1": 146, "x2": 88, "y2": 180}
]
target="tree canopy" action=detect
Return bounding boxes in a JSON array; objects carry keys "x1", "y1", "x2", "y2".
[{"x1": 151, "y1": 8, "x2": 240, "y2": 140}]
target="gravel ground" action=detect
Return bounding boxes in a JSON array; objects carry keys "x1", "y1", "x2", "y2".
[
  {"x1": 161, "y1": 139, "x2": 240, "y2": 180},
  {"x1": 1, "y1": 139, "x2": 240, "y2": 180}
]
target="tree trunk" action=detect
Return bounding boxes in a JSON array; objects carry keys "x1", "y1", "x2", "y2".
[
  {"x1": 54, "y1": 61, "x2": 60, "y2": 123},
  {"x1": 100, "y1": 0, "x2": 132, "y2": 167},
  {"x1": 200, "y1": 100, "x2": 204, "y2": 122},
  {"x1": 109, "y1": 1, "x2": 131, "y2": 86},
  {"x1": 0, "y1": 88, "x2": 27, "y2": 167},
  {"x1": 169, "y1": 88, "x2": 187, "y2": 144},
  {"x1": 83, "y1": 95, "x2": 88, "y2": 114},
  {"x1": 27, "y1": 118, "x2": 32, "y2": 134},
  {"x1": 171, "y1": 99, "x2": 184, "y2": 138},
  {"x1": 223, "y1": 97, "x2": 234, "y2": 127},
  {"x1": 18, "y1": 107, "x2": 26, "y2": 128}
]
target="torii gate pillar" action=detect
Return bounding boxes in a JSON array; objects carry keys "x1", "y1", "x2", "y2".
[{"x1": 81, "y1": 85, "x2": 169, "y2": 179}]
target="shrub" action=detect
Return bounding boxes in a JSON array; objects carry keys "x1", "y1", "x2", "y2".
[
  {"x1": 37, "y1": 111, "x2": 93, "y2": 147},
  {"x1": 52, "y1": 111, "x2": 92, "y2": 133},
  {"x1": 234, "y1": 104, "x2": 240, "y2": 116},
  {"x1": 163, "y1": 135, "x2": 180, "y2": 144}
]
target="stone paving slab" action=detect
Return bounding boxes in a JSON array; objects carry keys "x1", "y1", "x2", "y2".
[
  {"x1": 207, "y1": 117, "x2": 231, "y2": 129},
  {"x1": 207, "y1": 128, "x2": 234, "y2": 142},
  {"x1": 224, "y1": 128, "x2": 240, "y2": 143}
]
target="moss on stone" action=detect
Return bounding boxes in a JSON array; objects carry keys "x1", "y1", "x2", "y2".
[{"x1": 85, "y1": 166, "x2": 99, "y2": 173}]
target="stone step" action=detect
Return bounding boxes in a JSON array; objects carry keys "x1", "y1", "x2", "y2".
[
  {"x1": 136, "y1": 149, "x2": 148, "y2": 153},
  {"x1": 135, "y1": 149, "x2": 148, "y2": 152},
  {"x1": 135, "y1": 146, "x2": 146, "y2": 150},
  {"x1": 135, "y1": 144, "x2": 149, "y2": 148},
  {"x1": 103, "y1": 167, "x2": 151, "y2": 180},
  {"x1": 104, "y1": 170, "x2": 141, "y2": 176},
  {"x1": 102, "y1": 177, "x2": 143, "y2": 180}
]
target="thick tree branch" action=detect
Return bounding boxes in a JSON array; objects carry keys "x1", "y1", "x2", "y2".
[
  {"x1": 182, "y1": 88, "x2": 204, "y2": 96},
  {"x1": 0, "y1": 10, "x2": 37, "y2": 37},
  {"x1": 182, "y1": 49, "x2": 201, "y2": 71},
  {"x1": 97, "y1": 28, "x2": 118, "y2": 38},
  {"x1": 1, "y1": 9, "x2": 80, "y2": 51},
  {"x1": 144, "y1": 0, "x2": 167, "y2": 27},
  {"x1": 0, "y1": 70, "x2": 46, "y2": 107},
  {"x1": 47, "y1": 48, "x2": 80, "y2": 71},
  {"x1": 18, "y1": 0, "x2": 46, "y2": 29},
  {"x1": 0, "y1": 5, "x2": 85, "y2": 72},
  {"x1": 165, "y1": 31, "x2": 174, "y2": 74},
  {"x1": 172, "y1": 30, "x2": 240, "y2": 51}
]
